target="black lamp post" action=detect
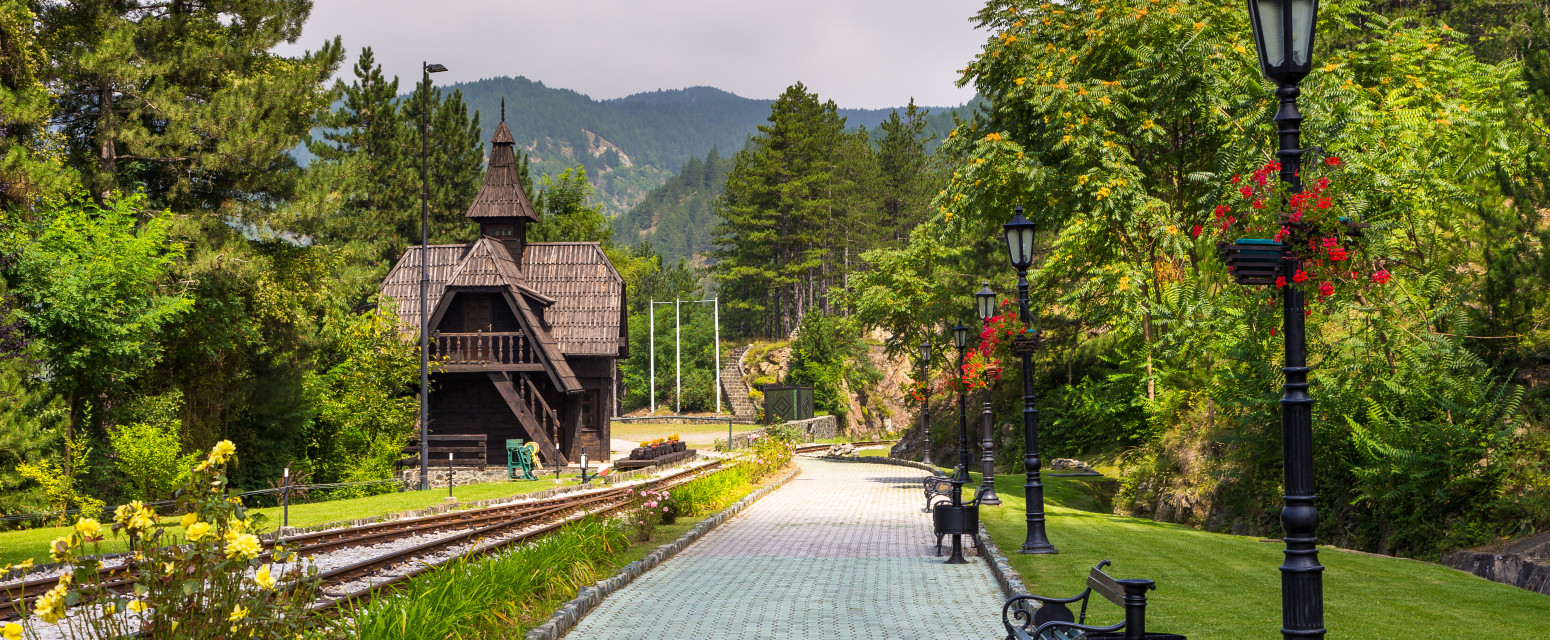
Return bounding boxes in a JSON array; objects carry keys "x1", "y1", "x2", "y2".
[
  {"x1": 918, "y1": 338, "x2": 933, "y2": 467},
  {"x1": 418, "y1": 61, "x2": 448, "y2": 491},
  {"x1": 974, "y1": 283, "x2": 1002, "y2": 505},
  {"x1": 1004, "y1": 205, "x2": 1056, "y2": 554},
  {"x1": 952, "y1": 322, "x2": 971, "y2": 482},
  {"x1": 1246, "y1": 1, "x2": 1325, "y2": 638}
]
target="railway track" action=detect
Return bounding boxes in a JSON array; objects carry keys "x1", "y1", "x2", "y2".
[
  {"x1": 0, "y1": 459, "x2": 724, "y2": 623},
  {"x1": 793, "y1": 440, "x2": 898, "y2": 454}
]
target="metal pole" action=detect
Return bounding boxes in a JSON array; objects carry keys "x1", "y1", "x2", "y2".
[
  {"x1": 282, "y1": 467, "x2": 290, "y2": 529},
  {"x1": 448, "y1": 452, "x2": 454, "y2": 498},
  {"x1": 980, "y1": 384, "x2": 1001, "y2": 505},
  {"x1": 956, "y1": 345, "x2": 970, "y2": 482},
  {"x1": 1017, "y1": 266, "x2": 1056, "y2": 554},
  {"x1": 418, "y1": 62, "x2": 431, "y2": 492},
  {"x1": 1274, "y1": 81, "x2": 1325, "y2": 640},
  {"x1": 675, "y1": 298, "x2": 681, "y2": 414},
  {"x1": 649, "y1": 300, "x2": 655, "y2": 413},
  {"x1": 920, "y1": 343, "x2": 933, "y2": 467},
  {"x1": 714, "y1": 297, "x2": 722, "y2": 415}
]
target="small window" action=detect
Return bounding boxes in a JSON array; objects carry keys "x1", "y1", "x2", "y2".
[{"x1": 485, "y1": 224, "x2": 514, "y2": 238}]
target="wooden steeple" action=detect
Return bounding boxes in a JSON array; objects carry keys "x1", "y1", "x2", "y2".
[{"x1": 465, "y1": 97, "x2": 539, "y2": 261}]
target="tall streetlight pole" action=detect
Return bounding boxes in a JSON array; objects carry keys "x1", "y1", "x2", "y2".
[
  {"x1": 1246, "y1": 1, "x2": 1325, "y2": 637},
  {"x1": 918, "y1": 339, "x2": 933, "y2": 467},
  {"x1": 1004, "y1": 205, "x2": 1056, "y2": 554},
  {"x1": 418, "y1": 61, "x2": 448, "y2": 491},
  {"x1": 952, "y1": 322, "x2": 971, "y2": 483},
  {"x1": 974, "y1": 283, "x2": 1001, "y2": 505}
]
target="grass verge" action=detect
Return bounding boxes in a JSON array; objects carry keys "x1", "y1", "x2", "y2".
[{"x1": 973, "y1": 470, "x2": 1550, "y2": 639}]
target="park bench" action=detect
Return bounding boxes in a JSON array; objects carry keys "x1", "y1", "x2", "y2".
[
  {"x1": 1001, "y1": 561, "x2": 1182, "y2": 640},
  {"x1": 923, "y1": 474, "x2": 954, "y2": 512}
]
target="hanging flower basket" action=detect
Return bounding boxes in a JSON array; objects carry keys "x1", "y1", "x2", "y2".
[{"x1": 1218, "y1": 239, "x2": 1285, "y2": 286}]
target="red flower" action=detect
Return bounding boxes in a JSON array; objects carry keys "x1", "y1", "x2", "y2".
[
  {"x1": 1292, "y1": 269, "x2": 1309, "y2": 283},
  {"x1": 1190, "y1": 224, "x2": 1203, "y2": 238},
  {"x1": 1316, "y1": 197, "x2": 1331, "y2": 209},
  {"x1": 1328, "y1": 247, "x2": 1348, "y2": 262},
  {"x1": 1252, "y1": 200, "x2": 1266, "y2": 209},
  {"x1": 1305, "y1": 308, "x2": 1314, "y2": 317},
  {"x1": 1231, "y1": 175, "x2": 1242, "y2": 184},
  {"x1": 1214, "y1": 205, "x2": 1230, "y2": 218},
  {"x1": 1325, "y1": 156, "x2": 1342, "y2": 166},
  {"x1": 1318, "y1": 281, "x2": 1334, "y2": 296},
  {"x1": 1321, "y1": 237, "x2": 1337, "y2": 248},
  {"x1": 1289, "y1": 212, "x2": 1303, "y2": 223},
  {"x1": 1274, "y1": 276, "x2": 1287, "y2": 289},
  {"x1": 1273, "y1": 226, "x2": 1291, "y2": 242},
  {"x1": 1316, "y1": 177, "x2": 1331, "y2": 190},
  {"x1": 1239, "y1": 185, "x2": 1254, "y2": 199},
  {"x1": 1227, "y1": 215, "x2": 1236, "y2": 225},
  {"x1": 1371, "y1": 270, "x2": 1392, "y2": 284}
]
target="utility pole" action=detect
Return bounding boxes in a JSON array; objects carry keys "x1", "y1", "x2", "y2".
[
  {"x1": 675, "y1": 297, "x2": 682, "y2": 414},
  {"x1": 649, "y1": 300, "x2": 655, "y2": 413},
  {"x1": 713, "y1": 297, "x2": 721, "y2": 415}
]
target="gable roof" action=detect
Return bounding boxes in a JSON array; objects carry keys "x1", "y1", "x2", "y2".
[
  {"x1": 378, "y1": 238, "x2": 583, "y2": 392},
  {"x1": 521, "y1": 243, "x2": 627, "y2": 356},
  {"x1": 465, "y1": 121, "x2": 540, "y2": 221}
]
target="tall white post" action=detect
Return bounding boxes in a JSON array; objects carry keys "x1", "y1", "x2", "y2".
[
  {"x1": 675, "y1": 298, "x2": 682, "y2": 414},
  {"x1": 714, "y1": 297, "x2": 721, "y2": 415},
  {"x1": 649, "y1": 300, "x2": 655, "y2": 413}
]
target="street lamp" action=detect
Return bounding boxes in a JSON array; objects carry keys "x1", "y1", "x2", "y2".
[
  {"x1": 1246, "y1": 2, "x2": 1325, "y2": 638},
  {"x1": 418, "y1": 60, "x2": 448, "y2": 491},
  {"x1": 918, "y1": 338, "x2": 933, "y2": 467},
  {"x1": 974, "y1": 282, "x2": 1002, "y2": 505},
  {"x1": 1004, "y1": 205, "x2": 1056, "y2": 554},
  {"x1": 952, "y1": 322, "x2": 971, "y2": 483}
]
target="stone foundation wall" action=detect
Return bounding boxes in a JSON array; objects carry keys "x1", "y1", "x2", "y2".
[{"x1": 396, "y1": 466, "x2": 517, "y2": 490}]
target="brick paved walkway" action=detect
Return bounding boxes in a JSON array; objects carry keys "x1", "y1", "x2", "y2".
[{"x1": 564, "y1": 458, "x2": 1006, "y2": 639}]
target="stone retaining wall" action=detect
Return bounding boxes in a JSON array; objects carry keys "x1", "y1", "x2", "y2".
[
  {"x1": 1442, "y1": 550, "x2": 1550, "y2": 595},
  {"x1": 726, "y1": 415, "x2": 838, "y2": 449}
]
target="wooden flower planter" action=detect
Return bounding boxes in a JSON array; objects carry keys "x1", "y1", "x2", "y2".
[{"x1": 1217, "y1": 239, "x2": 1285, "y2": 286}]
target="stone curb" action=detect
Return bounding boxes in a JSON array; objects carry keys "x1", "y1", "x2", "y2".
[
  {"x1": 976, "y1": 521, "x2": 1029, "y2": 600},
  {"x1": 524, "y1": 464, "x2": 805, "y2": 640},
  {"x1": 806, "y1": 455, "x2": 947, "y2": 476}
]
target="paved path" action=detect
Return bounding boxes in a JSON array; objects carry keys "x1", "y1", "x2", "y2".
[{"x1": 564, "y1": 458, "x2": 1006, "y2": 640}]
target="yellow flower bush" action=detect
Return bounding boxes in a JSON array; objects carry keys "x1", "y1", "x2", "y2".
[{"x1": 1, "y1": 440, "x2": 326, "y2": 638}]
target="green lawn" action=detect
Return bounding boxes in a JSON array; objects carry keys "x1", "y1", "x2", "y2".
[
  {"x1": 0, "y1": 476, "x2": 580, "y2": 567},
  {"x1": 611, "y1": 421, "x2": 759, "y2": 441},
  {"x1": 964, "y1": 470, "x2": 1549, "y2": 639}
]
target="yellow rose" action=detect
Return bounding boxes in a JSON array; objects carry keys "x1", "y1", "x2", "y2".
[
  {"x1": 49, "y1": 535, "x2": 74, "y2": 562},
  {"x1": 74, "y1": 517, "x2": 101, "y2": 539},
  {"x1": 35, "y1": 583, "x2": 68, "y2": 624},
  {"x1": 229, "y1": 605, "x2": 249, "y2": 622},
  {"x1": 186, "y1": 521, "x2": 212, "y2": 542},
  {"x1": 209, "y1": 440, "x2": 237, "y2": 465},
  {"x1": 128, "y1": 599, "x2": 148, "y2": 613},
  {"x1": 181, "y1": 512, "x2": 199, "y2": 528},
  {"x1": 4, "y1": 622, "x2": 23, "y2": 640},
  {"x1": 254, "y1": 564, "x2": 276, "y2": 590},
  {"x1": 225, "y1": 533, "x2": 261, "y2": 561}
]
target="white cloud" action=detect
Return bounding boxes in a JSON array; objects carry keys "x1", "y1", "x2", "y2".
[{"x1": 278, "y1": 0, "x2": 987, "y2": 108}]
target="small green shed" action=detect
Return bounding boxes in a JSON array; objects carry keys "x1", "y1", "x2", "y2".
[{"x1": 761, "y1": 385, "x2": 814, "y2": 424}]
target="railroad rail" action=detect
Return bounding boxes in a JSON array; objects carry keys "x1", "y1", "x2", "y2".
[{"x1": 0, "y1": 460, "x2": 724, "y2": 623}]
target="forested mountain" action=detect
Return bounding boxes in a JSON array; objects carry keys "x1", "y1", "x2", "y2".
[
  {"x1": 450, "y1": 77, "x2": 974, "y2": 216},
  {"x1": 611, "y1": 149, "x2": 733, "y2": 264}
]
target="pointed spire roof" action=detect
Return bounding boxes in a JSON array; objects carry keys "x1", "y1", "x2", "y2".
[{"x1": 465, "y1": 101, "x2": 539, "y2": 221}]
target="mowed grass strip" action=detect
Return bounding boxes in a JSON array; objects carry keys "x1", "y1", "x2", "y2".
[
  {"x1": 969, "y1": 471, "x2": 1550, "y2": 640},
  {"x1": 0, "y1": 476, "x2": 579, "y2": 567}
]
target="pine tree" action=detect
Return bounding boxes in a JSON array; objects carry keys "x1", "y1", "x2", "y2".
[
  {"x1": 875, "y1": 101, "x2": 942, "y2": 243},
  {"x1": 38, "y1": 0, "x2": 344, "y2": 208},
  {"x1": 0, "y1": 0, "x2": 72, "y2": 206}
]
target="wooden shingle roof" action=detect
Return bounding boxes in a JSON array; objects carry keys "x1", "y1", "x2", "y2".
[
  {"x1": 465, "y1": 121, "x2": 539, "y2": 221},
  {"x1": 521, "y1": 243, "x2": 626, "y2": 356}
]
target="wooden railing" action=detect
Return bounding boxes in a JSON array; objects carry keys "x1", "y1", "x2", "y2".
[
  {"x1": 399, "y1": 434, "x2": 488, "y2": 468},
  {"x1": 431, "y1": 332, "x2": 534, "y2": 366},
  {"x1": 519, "y1": 374, "x2": 563, "y2": 445}
]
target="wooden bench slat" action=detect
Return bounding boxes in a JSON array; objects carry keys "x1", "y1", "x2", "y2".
[
  {"x1": 402, "y1": 446, "x2": 487, "y2": 454},
  {"x1": 419, "y1": 435, "x2": 488, "y2": 441},
  {"x1": 1086, "y1": 567, "x2": 1126, "y2": 607}
]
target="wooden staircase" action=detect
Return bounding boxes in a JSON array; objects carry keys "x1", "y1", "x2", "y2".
[
  {"x1": 721, "y1": 345, "x2": 756, "y2": 419},
  {"x1": 488, "y1": 371, "x2": 567, "y2": 465}
]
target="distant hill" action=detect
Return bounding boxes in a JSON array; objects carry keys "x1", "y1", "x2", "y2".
[{"x1": 449, "y1": 77, "x2": 977, "y2": 217}]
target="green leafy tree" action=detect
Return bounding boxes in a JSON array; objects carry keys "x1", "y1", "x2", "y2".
[
  {"x1": 10, "y1": 193, "x2": 192, "y2": 475},
  {"x1": 302, "y1": 306, "x2": 418, "y2": 494},
  {"x1": 530, "y1": 167, "x2": 614, "y2": 244},
  {"x1": 0, "y1": 0, "x2": 72, "y2": 205},
  {"x1": 108, "y1": 421, "x2": 195, "y2": 501}
]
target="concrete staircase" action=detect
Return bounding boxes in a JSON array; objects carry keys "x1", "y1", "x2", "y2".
[{"x1": 721, "y1": 345, "x2": 756, "y2": 419}]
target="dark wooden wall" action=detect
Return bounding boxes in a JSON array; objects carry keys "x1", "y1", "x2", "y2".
[
  {"x1": 430, "y1": 372, "x2": 529, "y2": 465},
  {"x1": 436, "y1": 292, "x2": 521, "y2": 334}
]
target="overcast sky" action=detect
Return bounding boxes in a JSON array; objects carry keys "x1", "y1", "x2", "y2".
[{"x1": 275, "y1": 0, "x2": 987, "y2": 109}]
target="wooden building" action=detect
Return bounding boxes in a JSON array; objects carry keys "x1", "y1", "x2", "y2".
[{"x1": 379, "y1": 115, "x2": 627, "y2": 466}]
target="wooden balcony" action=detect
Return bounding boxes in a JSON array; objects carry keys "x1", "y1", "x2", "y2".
[{"x1": 431, "y1": 332, "x2": 543, "y2": 372}]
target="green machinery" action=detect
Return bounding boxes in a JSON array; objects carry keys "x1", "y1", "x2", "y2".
[{"x1": 506, "y1": 439, "x2": 539, "y2": 480}]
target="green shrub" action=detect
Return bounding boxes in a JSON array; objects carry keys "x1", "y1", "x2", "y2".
[{"x1": 109, "y1": 421, "x2": 197, "y2": 502}]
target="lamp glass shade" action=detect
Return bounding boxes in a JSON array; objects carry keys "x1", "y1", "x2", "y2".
[
  {"x1": 920, "y1": 339, "x2": 931, "y2": 363},
  {"x1": 953, "y1": 324, "x2": 969, "y2": 350},
  {"x1": 1247, "y1": 0, "x2": 1319, "y2": 84},
  {"x1": 975, "y1": 283, "x2": 998, "y2": 321},
  {"x1": 1003, "y1": 207, "x2": 1036, "y2": 269},
  {"x1": 426, "y1": 63, "x2": 448, "y2": 73}
]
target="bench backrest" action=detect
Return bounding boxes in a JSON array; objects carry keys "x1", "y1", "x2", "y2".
[{"x1": 1086, "y1": 565, "x2": 1127, "y2": 608}]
